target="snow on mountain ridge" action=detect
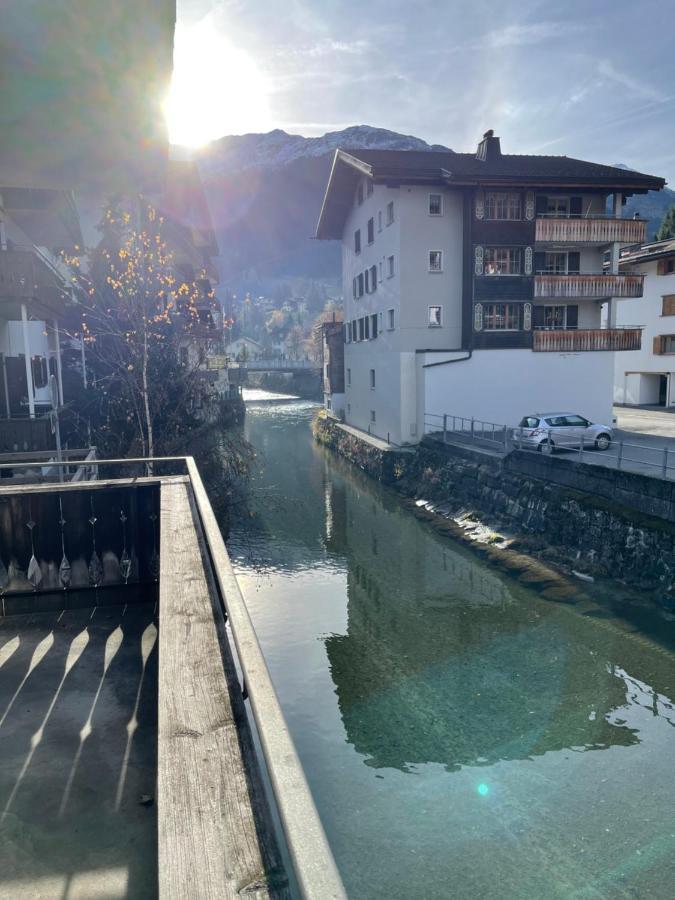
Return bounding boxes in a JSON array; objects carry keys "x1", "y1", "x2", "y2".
[{"x1": 198, "y1": 125, "x2": 450, "y2": 175}]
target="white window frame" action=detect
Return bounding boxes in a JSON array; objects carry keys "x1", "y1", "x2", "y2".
[
  {"x1": 387, "y1": 308, "x2": 395, "y2": 330},
  {"x1": 483, "y1": 303, "x2": 521, "y2": 331},
  {"x1": 484, "y1": 247, "x2": 522, "y2": 276},
  {"x1": 428, "y1": 305, "x2": 443, "y2": 327},
  {"x1": 429, "y1": 193, "x2": 443, "y2": 216},
  {"x1": 429, "y1": 250, "x2": 443, "y2": 273},
  {"x1": 387, "y1": 255, "x2": 395, "y2": 278},
  {"x1": 386, "y1": 201, "x2": 394, "y2": 225},
  {"x1": 485, "y1": 191, "x2": 521, "y2": 221}
]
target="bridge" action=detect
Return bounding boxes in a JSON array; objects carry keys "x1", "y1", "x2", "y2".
[{"x1": 241, "y1": 357, "x2": 321, "y2": 373}]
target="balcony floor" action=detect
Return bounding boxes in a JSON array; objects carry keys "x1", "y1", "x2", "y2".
[{"x1": 0, "y1": 602, "x2": 158, "y2": 899}]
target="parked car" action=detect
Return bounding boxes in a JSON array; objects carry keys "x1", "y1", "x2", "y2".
[{"x1": 513, "y1": 412, "x2": 613, "y2": 453}]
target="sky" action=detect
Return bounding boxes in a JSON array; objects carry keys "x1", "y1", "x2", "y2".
[{"x1": 171, "y1": 0, "x2": 675, "y2": 185}]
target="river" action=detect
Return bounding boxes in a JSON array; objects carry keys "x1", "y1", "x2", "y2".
[{"x1": 228, "y1": 394, "x2": 675, "y2": 900}]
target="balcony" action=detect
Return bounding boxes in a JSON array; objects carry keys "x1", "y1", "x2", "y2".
[
  {"x1": 533, "y1": 327, "x2": 642, "y2": 352},
  {"x1": 534, "y1": 272, "x2": 644, "y2": 299},
  {"x1": 535, "y1": 216, "x2": 647, "y2": 245},
  {"x1": 0, "y1": 247, "x2": 68, "y2": 315}
]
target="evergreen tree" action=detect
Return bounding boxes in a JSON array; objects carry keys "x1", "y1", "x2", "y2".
[{"x1": 655, "y1": 205, "x2": 675, "y2": 241}]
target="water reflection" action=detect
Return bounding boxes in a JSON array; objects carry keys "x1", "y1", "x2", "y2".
[{"x1": 231, "y1": 400, "x2": 675, "y2": 900}]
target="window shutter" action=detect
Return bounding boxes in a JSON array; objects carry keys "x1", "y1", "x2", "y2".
[
  {"x1": 535, "y1": 195, "x2": 547, "y2": 216},
  {"x1": 524, "y1": 246, "x2": 533, "y2": 275},
  {"x1": 475, "y1": 191, "x2": 484, "y2": 219},
  {"x1": 371, "y1": 314, "x2": 378, "y2": 338},
  {"x1": 566, "y1": 305, "x2": 579, "y2": 329},
  {"x1": 474, "y1": 245, "x2": 484, "y2": 275},
  {"x1": 534, "y1": 252, "x2": 546, "y2": 273},
  {"x1": 532, "y1": 306, "x2": 545, "y2": 328},
  {"x1": 473, "y1": 303, "x2": 483, "y2": 331},
  {"x1": 662, "y1": 295, "x2": 675, "y2": 316},
  {"x1": 525, "y1": 192, "x2": 535, "y2": 221},
  {"x1": 570, "y1": 196, "x2": 582, "y2": 216},
  {"x1": 658, "y1": 260, "x2": 667, "y2": 275},
  {"x1": 568, "y1": 252, "x2": 581, "y2": 274},
  {"x1": 371, "y1": 265, "x2": 378, "y2": 291},
  {"x1": 523, "y1": 303, "x2": 532, "y2": 331},
  {"x1": 653, "y1": 335, "x2": 664, "y2": 355}
]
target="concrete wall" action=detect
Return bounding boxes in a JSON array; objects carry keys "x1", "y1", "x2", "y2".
[
  {"x1": 614, "y1": 259, "x2": 675, "y2": 405},
  {"x1": 421, "y1": 348, "x2": 615, "y2": 429}
]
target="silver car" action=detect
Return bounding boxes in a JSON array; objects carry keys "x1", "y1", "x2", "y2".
[{"x1": 513, "y1": 412, "x2": 613, "y2": 453}]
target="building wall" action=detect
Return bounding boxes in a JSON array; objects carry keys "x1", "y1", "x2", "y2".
[
  {"x1": 614, "y1": 259, "x2": 675, "y2": 405},
  {"x1": 342, "y1": 180, "x2": 464, "y2": 443},
  {"x1": 422, "y1": 348, "x2": 615, "y2": 429}
]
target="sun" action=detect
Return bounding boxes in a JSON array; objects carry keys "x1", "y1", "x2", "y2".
[{"x1": 164, "y1": 22, "x2": 273, "y2": 147}]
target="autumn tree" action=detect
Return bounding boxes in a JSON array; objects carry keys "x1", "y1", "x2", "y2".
[{"x1": 64, "y1": 200, "x2": 219, "y2": 459}]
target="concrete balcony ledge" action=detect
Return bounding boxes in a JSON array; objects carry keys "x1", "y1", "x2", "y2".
[
  {"x1": 533, "y1": 327, "x2": 642, "y2": 352},
  {"x1": 535, "y1": 216, "x2": 647, "y2": 245},
  {"x1": 534, "y1": 272, "x2": 644, "y2": 299}
]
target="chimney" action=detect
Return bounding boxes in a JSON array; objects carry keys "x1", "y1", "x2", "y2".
[{"x1": 476, "y1": 129, "x2": 501, "y2": 162}]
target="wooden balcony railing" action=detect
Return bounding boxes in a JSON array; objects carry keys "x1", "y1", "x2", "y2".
[
  {"x1": 0, "y1": 248, "x2": 68, "y2": 313},
  {"x1": 534, "y1": 272, "x2": 644, "y2": 299},
  {"x1": 533, "y1": 328, "x2": 642, "y2": 352},
  {"x1": 535, "y1": 216, "x2": 647, "y2": 244}
]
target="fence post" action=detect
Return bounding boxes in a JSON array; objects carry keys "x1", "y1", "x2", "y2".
[
  {"x1": 663, "y1": 446, "x2": 669, "y2": 479},
  {"x1": 617, "y1": 440, "x2": 623, "y2": 470},
  {"x1": 442, "y1": 414, "x2": 447, "y2": 444},
  {"x1": 470, "y1": 418, "x2": 475, "y2": 441}
]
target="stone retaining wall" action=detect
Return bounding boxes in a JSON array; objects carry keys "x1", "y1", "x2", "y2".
[{"x1": 314, "y1": 412, "x2": 675, "y2": 602}]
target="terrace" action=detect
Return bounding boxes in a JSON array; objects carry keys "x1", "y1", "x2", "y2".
[{"x1": 0, "y1": 457, "x2": 345, "y2": 900}]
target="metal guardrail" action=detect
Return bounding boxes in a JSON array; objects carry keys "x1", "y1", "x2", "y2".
[
  {"x1": 425, "y1": 413, "x2": 675, "y2": 481},
  {"x1": 0, "y1": 454, "x2": 346, "y2": 899}
]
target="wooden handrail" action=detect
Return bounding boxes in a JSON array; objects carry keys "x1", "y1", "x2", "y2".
[
  {"x1": 534, "y1": 273, "x2": 644, "y2": 298},
  {"x1": 533, "y1": 328, "x2": 642, "y2": 352},
  {"x1": 535, "y1": 217, "x2": 647, "y2": 244}
]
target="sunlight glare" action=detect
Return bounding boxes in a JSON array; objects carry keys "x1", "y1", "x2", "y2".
[{"x1": 164, "y1": 21, "x2": 273, "y2": 147}]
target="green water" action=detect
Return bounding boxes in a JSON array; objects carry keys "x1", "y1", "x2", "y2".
[{"x1": 229, "y1": 397, "x2": 675, "y2": 900}]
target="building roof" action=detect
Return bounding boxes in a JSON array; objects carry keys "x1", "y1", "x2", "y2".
[
  {"x1": 316, "y1": 134, "x2": 666, "y2": 239},
  {"x1": 619, "y1": 237, "x2": 675, "y2": 266}
]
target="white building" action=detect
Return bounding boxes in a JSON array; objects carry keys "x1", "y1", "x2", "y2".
[
  {"x1": 316, "y1": 131, "x2": 664, "y2": 445},
  {"x1": 613, "y1": 239, "x2": 675, "y2": 406},
  {"x1": 225, "y1": 336, "x2": 264, "y2": 362}
]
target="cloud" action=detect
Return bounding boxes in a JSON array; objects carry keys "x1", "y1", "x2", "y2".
[
  {"x1": 596, "y1": 59, "x2": 667, "y2": 102},
  {"x1": 483, "y1": 22, "x2": 582, "y2": 49},
  {"x1": 278, "y1": 38, "x2": 371, "y2": 59}
]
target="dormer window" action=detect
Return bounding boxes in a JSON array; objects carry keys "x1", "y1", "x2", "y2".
[{"x1": 485, "y1": 192, "x2": 521, "y2": 220}]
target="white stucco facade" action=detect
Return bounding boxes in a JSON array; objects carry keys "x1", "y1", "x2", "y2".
[{"x1": 613, "y1": 258, "x2": 675, "y2": 406}]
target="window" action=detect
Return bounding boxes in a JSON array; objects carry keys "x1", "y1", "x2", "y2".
[
  {"x1": 358, "y1": 318, "x2": 365, "y2": 341},
  {"x1": 564, "y1": 415, "x2": 590, "y2": 427},
  {"x1": 429, "y1": 193, "x2": 443, "y2": 216},
  {"x1": 658, "y1": 259, "x2": 675, "y2": 276},
  {"x1": 543, "y1": 305, "x2": 566, "y2": 328},
  {"x1": 387, "y1": 255, "x2": 395, "y2": 277},
  {"x1": 662, "y1": 295, "x2": 675, "y2": 316},
  {"x1": 367, "y1": 217, "x2": 374, "y2": 244},
  {"x1": 364, "y1": 316, "x2": 370, "y2": 340},
  {"x1": 357, "y1": 183, "x2": 364, "y2": 205},
  {"x1": 351, "y1": 320, "x2": 357, "y2": 342},
  {"x1": 387, "y1": 309, "x2": 395, "y2": 330},
  {"x1": 370, "y1": 410, "x2": 376, "y2": 423},
  {"x1": 352, "y1": 277, "x2": 357, "y2": 299},
  {"x1": 347, "y1": 403, "x2": 351, "y2": 414},
  {"x1": 428, "y1": 306, "x2": 442, "y2": 327},
  {"x1": 540, "y1": 251, "x2": 580, "y2": 274},
  {"x1": 31, "y1": 355, "x2": 48, "y2": 389},
  {"x1": 371, "y1": 313, "x2": 378, "y2": 338},
  {"x1": 370, "y1": 369, "x2": 376, "y2": 389},
  {"x1": 370, "y1": 265, "x2": 378, "y2": 291},
  {"x1": 519, "y1": 416, "x2": 540, "y2": 429},
  {"x1": 547, "y1": 197, "x2": 569, "y2": 215},
  {"x1": 483, "y1": 303, "x2": 522, "y2": 330},
  {"x1": 365, "y1": 268, "x2": 370, "y2": 293},
  {"x1": 344, "y1": 323, "x2": 350, "y2": 343},
  {"x1": 484, "y1": 248, "x2": 521, "y2": 275},
  {"x1": 429, "y1": 250, "x2": 443, "y2": 272},
  {"x1": 378, "y1": 211, "x2": 382, "y2": 232},
  {"x1": 378, "y1": 261, "x2": 383, "y2": 282},
  {"x1": 485, "y1": 191, "x2": 521, "y2": 220},
  {"x1": 354, "y1": 229, "x2": 361, "y2": 254},
  {"x1": 386, "y1": 201, "x2": 394, "y2": 225},
  {"x1": 347, "y1": 368, "x2": 351, "y2": 385},
  {"x1": 367, "y1": 180, "x2": 373, "y2": 197},
  {"x1": 378, "y1": 311, "x2": 383, "y2": 331},
  {"x1": 357, "y1": 273, "x2": 364, "y2": 297}
]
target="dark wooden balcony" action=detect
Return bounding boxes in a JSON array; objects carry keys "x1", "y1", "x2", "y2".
[
  {"x1": 0, "y1": 247, "x2": 68, "y2": 315},
  {"x1": 533, "y1": 327, "x2": 642, "y2": 352},
  {"x1": 535, "y1": 216, "x2": 647, "y2": 245},
  {"x1": 534, "y1": 272, "x2": 644, "y2": 299}
]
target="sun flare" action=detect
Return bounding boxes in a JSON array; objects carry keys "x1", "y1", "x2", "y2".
[{"x1": 164, "y1": 22, "x2": 272, "y2": 147}]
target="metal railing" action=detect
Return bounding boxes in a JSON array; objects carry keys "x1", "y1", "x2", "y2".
[
  {"x1": 425, "y1": 413, "x2": 675, "y2": 481},
  {"x1": 0, "y1": 455, "x2": 346, "y2": 899}
]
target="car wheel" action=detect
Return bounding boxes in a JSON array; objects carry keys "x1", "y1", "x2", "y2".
[
  {"x1": 539, "y1": 439, "x2": 555, "y2": 455},
  {"x1": 595, "y1": 433, "x2": 611, "y2": 451}
]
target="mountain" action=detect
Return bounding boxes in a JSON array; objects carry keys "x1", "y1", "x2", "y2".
[
  {"x1": 196, "y1": 126, "x2": 450, "y2": 289},
  {"x1": 195, "y1": 128, "x2": 672, "y2": 292}
]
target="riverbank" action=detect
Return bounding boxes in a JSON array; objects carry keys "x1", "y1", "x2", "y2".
[{"x1": 313, "y1": 410, "x2": 675, "y2": 609}]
